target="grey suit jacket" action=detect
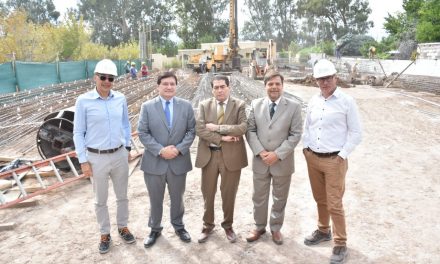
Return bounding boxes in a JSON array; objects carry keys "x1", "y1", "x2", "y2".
[
  {"x1": 137, "y1": 96, "x2": 196, "y2": 175},
  {"x1": 246, "y1": 96, "x2": 302, "y2": 176}
]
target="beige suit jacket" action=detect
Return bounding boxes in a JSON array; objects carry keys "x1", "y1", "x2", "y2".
[
  {"x1": 195, "y1": 96, "x2": 248, "y2": 171},
  {"x1": 246, "y1": 96, "x2": 302, "y2": 176}
]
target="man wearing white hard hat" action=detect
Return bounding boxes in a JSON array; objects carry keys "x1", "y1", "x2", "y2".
[
  {"x1": 73, "y1": 59, "x2": 135, "y2": 254},
  {"x1": 302, "y1": 59, "x2": 362, "y2": 264}
]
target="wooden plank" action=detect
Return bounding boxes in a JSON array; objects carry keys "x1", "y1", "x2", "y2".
[
  {"x1": 0, "y1": 222, "x2": 16, "y2": 231},
  {"x1": 0, "y1": 156, "x2": 18, "y2": 162},
  {"x1": 9, "y1": 199, "x2": 39, "y2": 208},
  {"x1": 0, "y1": 179, "x2": 13, "y2": 190}
]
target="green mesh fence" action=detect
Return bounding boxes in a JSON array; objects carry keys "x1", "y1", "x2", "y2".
[
  {"x1": 0, "y1": 63, "x2": 17, "y2": 93},
  {"x1": 59, "y1": 61, "x2": 87, "y2": 83},
  {"x1": 0, "y1": 59, "x2": 148, "y2": 94},
  {"x1": 15, "y1": 62, "x2": 59, "y2": 91},
  {"x1": 86, "y1": 60, "x2": 99, "y2": 78}
]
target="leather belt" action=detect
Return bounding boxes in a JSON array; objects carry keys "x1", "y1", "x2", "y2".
[
  {"x1": 209, "y1": 146, "x2": 222, "y2": 151},
  {"x1": 307, "y1": 147, "x2": 339, "y2": 158},
  {"x1": 87, "y1": 145, "x2": 123, "y2": 154}
]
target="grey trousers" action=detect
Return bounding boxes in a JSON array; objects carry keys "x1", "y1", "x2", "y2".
[
  {"x1": 88, "y1": 147, "x2": 129, "y2": 235},
  {"x1": 252, "y1": 171, "x2": 292, "y2": 232},
  {"x1": 144, "y1": 169, "x2": 187, "y2": 232}
]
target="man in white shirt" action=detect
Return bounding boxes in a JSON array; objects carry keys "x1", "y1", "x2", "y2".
[{"x1": 302, "y1": 59, "x2": 362, "y2": 264}]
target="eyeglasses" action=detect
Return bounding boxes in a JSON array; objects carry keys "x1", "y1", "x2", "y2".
[
  {"x1": 316, "y1": 75, "x2": 335, "y2": 82},
  {"x1": 97, "y1": 74, "x2": 114, "y2": 82}
]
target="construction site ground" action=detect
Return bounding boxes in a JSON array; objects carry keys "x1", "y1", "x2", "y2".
[{"x1": 0, "y1": 82, "x2": 439, "y2": 264}]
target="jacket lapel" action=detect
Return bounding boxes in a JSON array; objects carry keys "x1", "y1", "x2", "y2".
[
  {"x1": 270, "y1": 96, "x2": 286, "y2": 124},
  {"x1": 223, "y1": 97, "x2": 234, "y2": 123},
  {"x1": 155, "y1": 97, "x2": 170, "y2": 131}
]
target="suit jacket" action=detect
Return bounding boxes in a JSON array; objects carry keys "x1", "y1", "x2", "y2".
[
  {"x1": 246, "y1": 96, "x2": 302, "y2": 176},
  {"x1": 195, "y1": 96, "x2": 248, "y2": 171},
  {"x1": 138, "y1": 96, "x2": 196, "y2": 175}
]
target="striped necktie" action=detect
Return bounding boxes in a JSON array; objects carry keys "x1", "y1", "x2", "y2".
[
  {"x1": 217, "y1": 102, "x2": 224, "y2": 124},
  {"x1": 270, "y1": 102, "x2": 276, "y2": 119}
]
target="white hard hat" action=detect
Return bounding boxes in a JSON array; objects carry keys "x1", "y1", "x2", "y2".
[
  {"x1": 313, "y1": 59, "x2": 337, "y2": 78},
  {"x1": 94, "y1": 59, "x2": 117, "y2": 76}
]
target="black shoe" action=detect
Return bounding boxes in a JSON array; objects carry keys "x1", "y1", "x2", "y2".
[
  {"x1": 99, "y1": 234, "x2": 111, "y2": 254},
  {"x1": 118, "y1": 227, "x2": 136, "y2": 244},
  {"x1": 304, "y1": 229, "x2": 332, "y2": 246},
  {"x1": 330, "y1": 245, "x2": 348, "y2": 264},
  {"x1": 175, "y1": 228, "x2": 191, "y2": 243},
  {"x1": 143, "y1": 231, "x2": 161, "y2": 248}
]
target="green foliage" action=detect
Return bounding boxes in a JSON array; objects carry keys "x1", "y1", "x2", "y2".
[
  {"x1": 297, "y1": 46, "x2": 321, "y2": 63},
  {"x1": 163, "y1": 58, "x2": 181, "y2": 70},
  {"x1": 319, "y1": 41, "x2": 335, "y2": 56},
  {"x1": 155, "y1": 39, "x2": 178, "y2": 57},
  {"x1": 288, "y1": 41, "x2": 302, "y2": 56},
  {"x1": 5, "y1": 0, "x2": 60, "y2": 24},
  {"x1": 174, "y1": 0, "x2": 228, "y2": 49},
  {"x1": 337, "y1": 34, "x2": 375, "y2": 56},
  {"x1": 296, "y1": 0, "x2": 373, "y2": 39},
  {"x1": 416, "y1": 0, "x2": 440, "y2": 42},
  {"x1": 108, "y1": 42, "x2": 139, "y2": 60}
]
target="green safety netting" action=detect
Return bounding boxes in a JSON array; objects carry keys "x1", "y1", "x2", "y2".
[
  {"x1": 1, "y1": 59, "x2": 153, "y2": 94},
  {"x1": 0, "y1": 63, "x2": 17, "y2": 94},
  {"x1": 59, "y1": 61, "x2": 87, "y2": 83},
  {"x1": 15, "y1": 62, "x2": 59, "y2": 91}
]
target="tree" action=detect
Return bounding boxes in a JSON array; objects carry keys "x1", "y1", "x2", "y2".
[
  {"x1": 78, "y1": 0, "x2": 174, "y2": 47},
  {"x1": 296, "y1": 0, "x2": 373, "y2": 39},
  {"x1": 172, "y1": 0, "x2": 229, "y2": 49},
  {"x1": 241, "y1": 0, "x2": 275, "y2": 41},
  {"x1": 5, "y1": 0, "x2": 60, "y2": 24},
  {"x1": 416, "y1": 0, "x2": 440, "y2": 42}
]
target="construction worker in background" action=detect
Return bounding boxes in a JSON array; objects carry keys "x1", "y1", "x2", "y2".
[
  {"x1": 199, "y1": 50, "x2": 208, "y2": 73},
  {"x1": 303, "y1": 59, "x2": 362, "y2": 264},
  {"x1": 369, "y1": 46, "x2": 376, "y2": 60},
  {"x1": 73, "y1": 59, "x2": 135, "y2": 254},
  {"x1": 130, "y1": 62, "x2": 137, "y2": 80},
  {"x1": 125, "y1": 61, "x2": 131, "y2": 74},
  {"x1": 141, "y1": 62, "x2": 149, "y2": 79}
]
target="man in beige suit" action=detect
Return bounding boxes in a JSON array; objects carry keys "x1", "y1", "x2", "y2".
[
  {"x1": 195, "y1": 75, "x2": 248, "y2": 243},
  {"x1": 246, "y1": 71, "x2": 302, "y2": 245}
]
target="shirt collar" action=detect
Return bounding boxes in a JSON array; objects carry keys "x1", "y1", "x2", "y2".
[
  {"x1": 92, "y1": 88, "x2": 114, "y2": 99},
  {"x1": 159, "y1": 96, "x2": 174, "y2": 104},
  {"x1": 320, "y1": 87, "x2": 341, "y2": 99},
  {"x1": 266, "y1": 97, "x2": 281, "y2": 105},
  {"x1": 217, "y1": 97, "x2": 229, "y2": 106}
]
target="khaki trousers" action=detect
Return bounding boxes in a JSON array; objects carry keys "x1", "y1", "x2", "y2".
[
  {"x1": 201, "y1": 150, "x2": 241, "y2": 230},
  {"x1": 304, "y1": 149, "x2": 348, "y2": 246},
  {"x1": 88, "y1": 147, "x2": 129, "y2": 235},
  {"x1": 252, "y1": 171, "x2": 292, "y2": 232}
]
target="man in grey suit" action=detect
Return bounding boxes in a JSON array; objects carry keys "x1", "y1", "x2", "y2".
[
  {"x1": 246, "y1": 71, "x2": 302, "y2": 245},
  {"x1": 137, "y1": 71, "x2": 196, "y2": 248}
]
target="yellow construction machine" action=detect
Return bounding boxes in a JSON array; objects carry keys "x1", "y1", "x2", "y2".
[
  {"x1": 187, "y1": 0, "x2": 241, "y2": 73},
  {"x1": 248, "y1": 39, "x2": 276, "y2": 79}
]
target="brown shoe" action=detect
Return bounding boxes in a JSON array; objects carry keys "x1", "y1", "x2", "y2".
[
  {"x1": 198, "y1": 228, "x2": 213, "y2": 243},
  {"x1": 246, "y1": 229, "x2": 266, "y2": 242},
  {"x1": 225, "y1": 228, "x2": 237, "y2": 243},
  {"x1": 271, "y1": 230, "x2": 283, "y2": 245}
]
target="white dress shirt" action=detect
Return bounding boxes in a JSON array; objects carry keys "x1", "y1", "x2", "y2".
[{"x1": 302, "y1": 88, "x2": 362, "y2": 159}]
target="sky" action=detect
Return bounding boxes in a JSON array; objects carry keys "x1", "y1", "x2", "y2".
[{"x1": 53, "y1": 0, "x2": 404, "y2": 41}]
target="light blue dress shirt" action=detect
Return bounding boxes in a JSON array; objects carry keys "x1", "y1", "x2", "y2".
[{"x1": 73, "y1": 89, "x2": 131, "y2": 163}]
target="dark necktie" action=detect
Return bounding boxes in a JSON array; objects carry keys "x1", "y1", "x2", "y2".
[
  {"x1": 217, "y1": 102, "x2": 225, "y2": 124},
  {"x1": 270, "y1": 102, "x2": 276, "y2": 119},
  {"x1": 165, "y1": 101, "x2": 171, "y2": 127}
]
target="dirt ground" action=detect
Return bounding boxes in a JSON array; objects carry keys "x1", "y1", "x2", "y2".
[{"x1": 1, "y1": 83, "x2": 439, "y2": 264}]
